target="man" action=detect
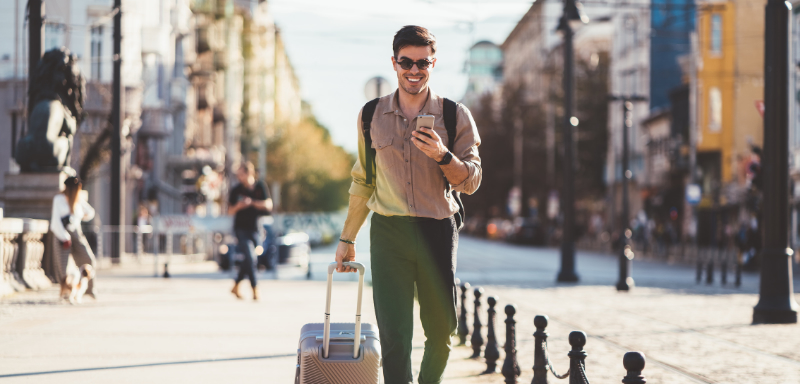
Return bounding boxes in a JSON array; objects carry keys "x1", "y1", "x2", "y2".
[
  {"x1": 229, "y1": 162, "x2": 273, "y2": 300},
  {"x1": 335, "y1": 26, "x2": 482, "y2": 384}
]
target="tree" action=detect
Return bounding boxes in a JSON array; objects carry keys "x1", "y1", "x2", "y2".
[
  {"x1": 265, "y1": 117, "x2": 354, "y2": 212},
  {"x1": 463, "y1": 50, "x2": 609, "y2": 222}
]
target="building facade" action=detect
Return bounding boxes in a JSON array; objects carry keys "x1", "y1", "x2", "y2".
[
  {"x1": 606, "y1": 7, "x2": 652, "y2": 228},
  {"x1": 693, "y1": 0, "x2": 763, "y2": 223},
  {"x1": 0, "y1": 0, "x2": 302, "y2": 227},
  {"x1": 461, "y1": 40, "x2": 503, "y2": 108}
]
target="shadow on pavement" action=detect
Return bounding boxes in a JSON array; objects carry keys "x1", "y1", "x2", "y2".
[{"x1": 0, "y1": 353, "x2": 296, "y2": 378}]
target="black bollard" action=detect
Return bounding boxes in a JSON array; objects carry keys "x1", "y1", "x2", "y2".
[
  {"x1": 735, "y1": 255, "x2": 742, "y2": 287},
  {"x1": 621, "y1": 351, "x2": 646, "y2": 384},
  {"x1": 163, "y1": 263, "x2": 171, "y2": 278},
  {"x1": 501, "y1": 304, "x2": 521, "y2": 384},
  {"x1": 483, "y1": 296, "x2": 500, "y2": 373},
  {"x1": 457, "y1": 281, "x2": 471, "y2": 345},
  {"x1": 696, "y1": 249, "x2": 703, "y2": 284},
  {"x1": 721, "y1": 250, "x2": 728, "y2": 285},
  {"x1": 532, "y1": 315, "x2": 549, "y2": 384},
  {"x1": 705, "y1": 251, "x2": 714, "y2": 284},
  {"x1": 567, "y1": 331, "x2": 587, "y2": 384},
  {"x1": 470, "y1": 287, "x2": 485, "y2": 358}
]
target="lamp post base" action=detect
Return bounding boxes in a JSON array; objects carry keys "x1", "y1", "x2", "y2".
[
  {"x1": 753, "y1": 297, "x2": 798, "y2": 324},
  {"x1": 753, "y1": 307, "x2": 798, "y2": 324},
  {"x1": 752, "y1": 248, "x2": 798, "y2": 324},
  {"x1": 557, "y1": 271, "x2": 579, "y2": 282},
  {"x1": 616, "y1": 277, "x2": 634, "y2": 291}
]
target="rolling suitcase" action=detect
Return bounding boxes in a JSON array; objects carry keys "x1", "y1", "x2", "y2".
[{"x1": 295, "y1": 262, "x2": 381, "y2": 384}]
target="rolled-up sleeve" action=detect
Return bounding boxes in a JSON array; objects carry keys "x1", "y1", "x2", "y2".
[
  {"x1": 450, "y1": 105, "x2": 482, "y2": 195},
  {"x1": 349, "y1": 108, "x2": 376, "y2": 199}
]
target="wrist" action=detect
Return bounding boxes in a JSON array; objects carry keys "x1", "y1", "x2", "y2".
[
  {"x1": 436, "y1": 151, "x2": 453, "y2": 165},
  {"x1": 339, "y1": 237, "x2": 356, "y2": 245}
]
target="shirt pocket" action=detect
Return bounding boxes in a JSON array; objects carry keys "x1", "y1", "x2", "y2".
[{"x1": 372, "y1": 136, "x2": 399, "y2": 170}]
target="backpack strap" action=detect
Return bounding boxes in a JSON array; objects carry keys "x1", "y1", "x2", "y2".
[
  {"x1": 442, "y1": 98, "x2": 465, "y2": 231},
  {"x1": 361, "y1": 98, "x2": 380, "y2": 185},
  {"x1": 443, "y1": 98, "x2": 457, "y2": 153}
]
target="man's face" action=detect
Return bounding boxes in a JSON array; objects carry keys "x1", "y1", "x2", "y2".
[
  {"x1": 236, "y1": 168, "x2": 250, "y2": 184},
  {"x1": 392, "y1": 45, "x2": 435, "y2": 96}
]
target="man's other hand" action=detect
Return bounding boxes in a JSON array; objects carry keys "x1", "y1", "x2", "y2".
[{"x1": 335, "y1": 242, "x2": 357, "y2": 273}]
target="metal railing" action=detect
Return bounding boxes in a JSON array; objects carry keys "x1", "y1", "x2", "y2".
[{"x1": 92, "y1": 224, "x2": 216, "y2": 275}]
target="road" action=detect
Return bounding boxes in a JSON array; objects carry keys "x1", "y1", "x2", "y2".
[{"x1": 1, "y1": 228, "x2": 798, "y2": 383}]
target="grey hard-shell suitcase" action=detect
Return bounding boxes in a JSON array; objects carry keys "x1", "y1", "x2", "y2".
[{"x1": 295, "y1": 262, "x2": 381, "y2": 384}]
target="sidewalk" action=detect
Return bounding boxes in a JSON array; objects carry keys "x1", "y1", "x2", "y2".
[{"x1": 1, "y1": 236, "x2": 798, "y2": 383}]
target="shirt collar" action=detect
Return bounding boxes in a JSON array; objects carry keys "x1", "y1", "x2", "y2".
[{"x1": 382, "y1": 88, "x2": 442, "y2": 116}]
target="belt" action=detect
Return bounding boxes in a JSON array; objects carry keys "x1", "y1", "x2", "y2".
[{"x1": 374, "y1": 213, "x2": 451, "y2": 223}]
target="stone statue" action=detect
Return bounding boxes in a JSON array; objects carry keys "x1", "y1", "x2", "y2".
[{"x1": 15, "y1": 48, "x2": 86, "y2": 172}]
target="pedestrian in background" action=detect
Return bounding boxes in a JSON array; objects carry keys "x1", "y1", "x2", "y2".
[
  {"x1": 228, "y1": 162, "x2": 272, "y2": 301},
  {"x1": 51, "y1": 176, "x2": 97, "y2": 300},
  {"x1": 335, "y1": 26, "x2": 482, "y2": 384}
]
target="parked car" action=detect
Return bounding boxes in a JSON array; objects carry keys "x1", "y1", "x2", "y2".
[{"x1": 509, "y1": 218, "x2": 546, "y2": 246}]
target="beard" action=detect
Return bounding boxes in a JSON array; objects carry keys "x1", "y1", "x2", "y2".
[{"x1": 397, "y1": 73, "x2": 427, "y2": 95}]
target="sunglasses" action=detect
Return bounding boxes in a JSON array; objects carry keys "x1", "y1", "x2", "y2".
[{"x1": 395, "y1": 57, "x2": 433, "y2": 70}]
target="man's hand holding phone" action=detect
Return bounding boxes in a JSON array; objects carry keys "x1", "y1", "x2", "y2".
[
  {"x1": 239, "y1": 197, "x2": 252, "y2": 208},
  {"x1": 412, "y1": 115, "x2": 447, "y2": 162}
]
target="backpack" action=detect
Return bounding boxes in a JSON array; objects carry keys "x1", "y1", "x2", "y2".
[{"x1": 361, "y1": 97, "x2": 466, "y2": 231}]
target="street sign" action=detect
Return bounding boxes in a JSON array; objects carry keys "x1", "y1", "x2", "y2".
[
  {"x1": 364, "y1": 77, "x2": 392, "y2": 100},
  {"x1": 686, "y1": 184, "x2": 702, "y2": 206},
  {"x1": 755, "y1": 100, "x2": 765, "y2": 117}
]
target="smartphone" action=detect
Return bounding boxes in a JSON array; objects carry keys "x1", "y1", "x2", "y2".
[{"x1": 416, "y1": 115, "x2": 436, "y2": 139}]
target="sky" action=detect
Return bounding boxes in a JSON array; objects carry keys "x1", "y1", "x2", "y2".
[{"x1": 269, "y1": 0, "x2": 535, "y2": 153}]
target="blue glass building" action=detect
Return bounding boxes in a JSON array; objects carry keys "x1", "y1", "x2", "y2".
[{"x1": 650, "y1": 0, "x2": 696, "y2": 110}]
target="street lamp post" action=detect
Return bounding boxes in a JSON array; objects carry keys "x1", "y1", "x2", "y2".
[
  {"x1": 27, "y1": 0, "x2": 44, "y2": 116},
  {"x1": 556, "y1": 0, "x2": 587, "y2": 283},
  {"x1": 111, "y1": 0, "x2": 123, "y2": 261},
  {"x1": 609, "y1": 96, "x2": 646, "y2": 291},
  {"x1": 753, "y1": 0, "x2": 798, "y2": 323}
]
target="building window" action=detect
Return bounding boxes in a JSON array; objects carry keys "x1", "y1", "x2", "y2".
[
  {"x1": 710, "y1": 14, "x2": 722, "y2": 54},
  {"x1": 45, "y1": 23, "x2": 66, "y2": 51},
  {"x1": 709, "y1": 87, "x2": 722, "y2": 132},
  {"x1": 91, "y1": 26, "x2": 103, "y2": 80},
  {"x1": 621, "y1": 69, "x2": 637, "y2": 94}
]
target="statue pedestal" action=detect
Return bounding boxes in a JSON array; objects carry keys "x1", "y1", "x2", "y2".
[
  {"x1": 0, "y1": 173, "x2": 67, "y2": 289},
  {"x1": 1, "y1": 172, "x2": 67, "y2": 220}
]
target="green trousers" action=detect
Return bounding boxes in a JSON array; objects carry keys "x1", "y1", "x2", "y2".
[{"x1": 370, "y1": 213, "x2": 458, "y2": 384}]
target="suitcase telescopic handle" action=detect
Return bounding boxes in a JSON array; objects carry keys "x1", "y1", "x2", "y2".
[{"x1": 323, "y1": 261, "x2": 365, "y2": 359}]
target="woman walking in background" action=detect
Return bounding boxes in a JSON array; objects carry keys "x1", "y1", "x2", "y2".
[{"x1": 51, "y1": 176, "x2": 97, "y2": 300}]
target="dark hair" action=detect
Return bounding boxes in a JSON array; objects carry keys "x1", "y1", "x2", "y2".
[
  {"x1": 239, "y1": 161, "x2": 255, "y2": 176},
  {"x1": 392, "y1": 26, "x2": 436, "y2": 58},
  {"x1": 63, "y1": 176, "x2": 82, "y2": 214},
  {"x1": 64, "y1": 176, "x2": 82, "y2": 187}
]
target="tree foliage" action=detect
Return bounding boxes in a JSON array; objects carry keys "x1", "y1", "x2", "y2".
[
  {"x1": 266, "y1": 117, "x2": 354, "y2": 212},
  {"x1": 462, "y1": 51, "x2": 610, "y2": 219}
]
